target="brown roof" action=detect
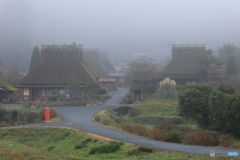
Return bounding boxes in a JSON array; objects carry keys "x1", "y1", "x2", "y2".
[
  {"x1": 162, "y1": 46, "x2": 219, "y2": 75},
  {"x1": 19, "y1": 47, "x2": 95, "y2": 85},
  {"x1": 99, "y1": 51, "x2": 115, "y2": 71},
  {"x1": 83, "y1": 49, "x2": 110, "y2": 78}
]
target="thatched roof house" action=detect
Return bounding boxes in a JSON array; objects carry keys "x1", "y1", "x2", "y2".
[
  {"x1": 83, "y1": 49, "x2": 110, "y2": 78},
  {"x1": 0, "y1": 74, "x2": 16, "y2": 102},
  {"x1": 160, "y1": 44, "x2": 219, "y2": 84},
  {"x1": 18, "y1": 45, "x2": 95, "y2": 101},
  {"x1": 99, "y1": 51, "x2": 115, "y2": 71}
]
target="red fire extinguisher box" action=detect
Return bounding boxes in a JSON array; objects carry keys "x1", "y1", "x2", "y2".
[{"x1": 45, "y1": 108, "x2": 50, "y2": 122}]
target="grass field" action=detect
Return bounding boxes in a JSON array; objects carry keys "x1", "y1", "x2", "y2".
[{"x1": 0, "y1": 127, "x2": 234, "y2": 160}]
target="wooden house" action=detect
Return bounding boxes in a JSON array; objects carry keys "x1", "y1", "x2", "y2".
[
  {"x1": 82, "y1": 49, "x2": 110, "y2": 79},
  {"x1": 0, "y1": 74, "x2": 16, "y2": 102},
  {"x1": 160, "y1": 44, "x2": 219, "y2": 84},
  {"x1": 18, "y1": 45, "x2": 95, "y2": 101}
]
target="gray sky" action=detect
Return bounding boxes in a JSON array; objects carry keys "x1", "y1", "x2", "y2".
[{"x1": 15, "y1": 0, "x2": 240, "y2": 56}]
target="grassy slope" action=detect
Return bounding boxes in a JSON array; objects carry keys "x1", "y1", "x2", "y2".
[{"x1": 0, "y1": 127, "x2": 232, "y2": 160}]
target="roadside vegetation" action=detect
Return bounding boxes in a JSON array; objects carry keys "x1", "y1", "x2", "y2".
[
  {"x1": 0, "y1": 108, "x2": 59, "y2": 127},
  {"x1": 0, "y1": 127, "x2": 232, "y2": 160},
  {"x1": 94, "y1": 81, "x2": 240, "y2": 149}
]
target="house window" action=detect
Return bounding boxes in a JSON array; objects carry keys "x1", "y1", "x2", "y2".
[
  {"x1": 187, "y1": 81, "x2": 195, "y2": 84},
  {"x1": 42, "y1": 89, "x2": 47, "y2": 97},
  {"x1": 24, "y1": 88, "x2": 29, "y2": 96},
  {"x1": 47, "y1": 89, "x2": 52, "y2": 96},
  {"x1": 59, "y1": 89, "x2": 64, "y2": 94}
]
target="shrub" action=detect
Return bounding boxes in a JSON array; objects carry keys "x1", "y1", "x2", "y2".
[
  {"x1": 47, "y1": 146, "x2": 56, "y2": 151},
  {"x1": 166, "y1": 130, "x2": 182, "y2": 143},
  {"x1": 102, "y1": 119, "x2": 111, "y2": 125},
  {"x1": 48, "y1": 95, "x2": 58, "y2": 101},
  {"x1": 221, "y1": 134, "x2": 234, "y2": 147},
  {"x1": 154, "y1": 122, "x2": 177, "y2": 131},
  {"x1": 81, "y1": 138, "x2": 92, "y2": 145},
  {"x1": 127, "y1": 148, "x2": 140, "y2": 156},
  {"x1": 119, "y1": 123, "x2": 148, "y2": 137},
  {"x1": 179, "y1": 84, "x2": 214, "y2": 129},
  {"x1": 144, "y1": 85, "x2": 158, "y2": 93},
  {"x1": 89, "y1": 141, "x2": 121, "y2": 154},
  {"x1": 94, "y1": 115, "x2": 101, "y2": 122},
  {"x1": 119, "y1": 142, "x2": 125, "y2": 145},
  {"x1": 128, "y1": 109, "x2": 141, "y2": 117},
  {"x1": 75, "y1": 144, "x2": 86, "y2": 149},
  {"x1": 148, "y1": 128, "x2": 168, "y2": 141},
  {"x1": 183, "y1": 130, "x2": 218, "y2": 146},
  {"x1": 93, "y1": 139, "x2": 99, "y2": 143}
]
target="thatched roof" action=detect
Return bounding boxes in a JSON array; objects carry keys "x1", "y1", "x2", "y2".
[
  {"x1": 19, "y1": 47, "x2": 95, "y2": 86},
  {"x1": 0, "y1": 74, "x2": 16, "y2": 91},
  {"x1": 83, "y1": 49, "x2": 110, "y2": 78},
  {"x1": 162, "y1": 46, "x2": 219, "y2": 75},
  {"x1": 99, "y1": 51, "x2": 115, "y2": 71}
]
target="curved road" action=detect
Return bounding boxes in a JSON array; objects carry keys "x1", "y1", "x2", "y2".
[{"x1": 16, "y1": 88, "x2": 240, "y2": 157}]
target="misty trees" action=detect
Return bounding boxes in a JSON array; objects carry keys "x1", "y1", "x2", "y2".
[
  {"x1": 223, "y1": 44, "x2": 239, "y2": 77},
  {"x1": 195, "y1": 49, "x2": 222, "y2": 82},
  {"x1": 29, "y1": 46, "x2": 40, "y2": 72},
  {"x1": 86, "y1": 81, "x2": 101, "y2": 100},
  {"x1": 0, "y1": 0, "x2": 32, "y2": 72},
  {"x1": 126, "y1": 60, "x2": 157, "y2": 85},
  {"x1": 226, "y1": 54, "x2": 238, "y2": 76},
  {"x1": 223, "y1": 43, "x2": 236, "y2": 55},
  {"x1": 179, "y1": 83, "x2": 240, "y2": 138}
]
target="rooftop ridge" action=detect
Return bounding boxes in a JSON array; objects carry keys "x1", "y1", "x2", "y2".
[{"x1": 172, "y1": 44, "x2": 206, "y2": 47}]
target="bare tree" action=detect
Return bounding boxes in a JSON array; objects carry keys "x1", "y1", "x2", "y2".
[{"x1": 126, "y1": 61, "x2": 157, "y2": 85}]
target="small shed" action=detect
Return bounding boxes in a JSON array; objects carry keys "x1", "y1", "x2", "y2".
[{"x1": 130, "y1": 86, "x2": 143, "y2": 102}]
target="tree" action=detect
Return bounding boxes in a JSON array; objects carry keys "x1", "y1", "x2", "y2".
[
  {"x1": 64, "y1": 77, "x2": 83, "y2": 100},
  {"x1": 223, "y1": 43, "x2": 236, "y2": 55},
  {"x1": 226, "y1": 54, "x2": 238, "y2": 77},
  {"x1": 29, "y1": 46, "x2": 40, "y2": 72},
  {"x1": 179, "y1": 84, "x2": 214, "y2": 129},
  {"x1": 126, "y1": 61, "x2": 157, "y2": 85},
  {"x1": 196, "y1": 68, "x2": 208, "y2": 83},
  {"x1": 86, "y1": 81, "x2": 101, "y2": 100},
  {"x1": 195, "y1": 49, "x2": 223, "y2": 82}
]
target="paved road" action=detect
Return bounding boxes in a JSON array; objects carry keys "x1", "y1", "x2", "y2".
[{"x1": 14, "y1": 88, "x2": 240, "y2": 157}]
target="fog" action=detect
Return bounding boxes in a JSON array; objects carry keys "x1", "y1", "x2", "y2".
[{"x1": 0, "y1": 0, "x2": 240, "y2": 71}]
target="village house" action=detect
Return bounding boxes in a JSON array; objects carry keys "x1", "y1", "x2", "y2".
[
  {"x1": 160, "y1": 44, "x2": 220, "y2": 84},
  {"x1": 18, "y1": 45, "x2": 95, "y2": 101},
  {"x1": 0, "y1": 74, "x2": 16, "y2": 102}
]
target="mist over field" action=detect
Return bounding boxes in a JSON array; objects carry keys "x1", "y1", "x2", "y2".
[{"x1": 0, "y1": 0, "x2": 239, "y2": 72}]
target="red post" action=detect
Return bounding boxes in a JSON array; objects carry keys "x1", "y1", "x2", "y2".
[{"x1": 45, "y1": 108, "x2": 50, "y2": 122}]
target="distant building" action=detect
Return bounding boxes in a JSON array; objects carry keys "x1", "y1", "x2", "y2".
[
  {"x1": 18, "y1": 45, "x2": 95, "y2": 101},
  {"x1": 98, "y1": 77, "x2": 117, "y2": 93},
  {"x1": 0, "y1": 74, "x2": 16, "y2": 102},
  {"x1": 160, "y1": 44, "x2": 219, "y2": 85}
]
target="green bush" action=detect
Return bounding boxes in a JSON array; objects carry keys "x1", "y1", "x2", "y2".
[
  {"x1": 75, "y1": 144, "x2": 86, "y2": 149},
  {"x1": 93, "y1": 139, "x2": 99, "y2": 143},
  {"x1": 89, "y1": 141, "x2": 121, "y2": 154},
  {"x1": 48, "y1": 95, "x2": 58, "y2": 101},
  {"x1": 144, "y1": 85, "x2": 158, "y2": 93},
  {"x1": 179, "y1": 84, "x2": 214, "y2": 129},
  {"x1": 94, "y1": 115, "x2": 101, "y2": 122},
  {"x1": 166, "y1": 130, "x2": 182, "y2": 143},
  {"x1": 48, "y1": 146, "x2": 56, "y2": 151},
  {"x1": 81, "y1": 138, "x2": 92, "y2": 145}
]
